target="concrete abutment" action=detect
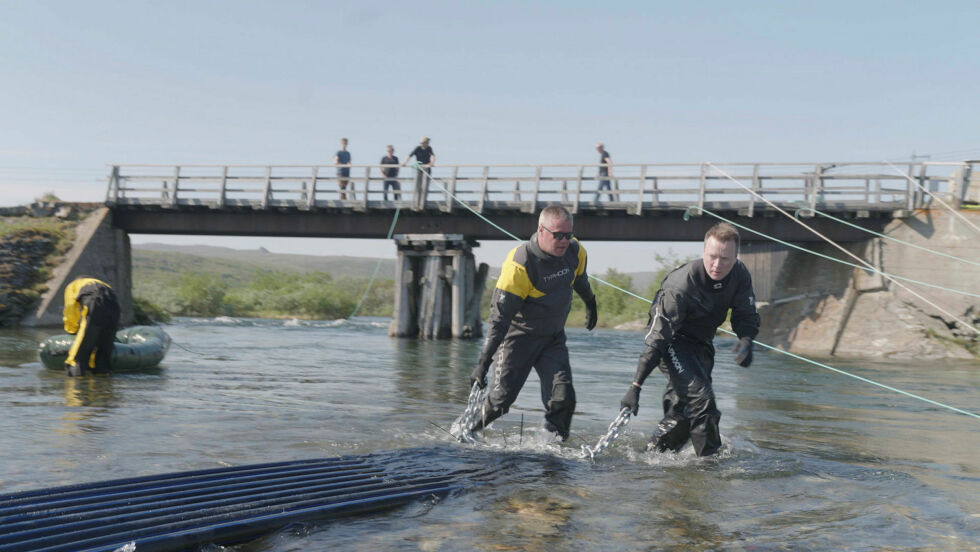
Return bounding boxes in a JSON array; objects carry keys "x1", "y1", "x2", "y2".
[
  {"x1": 22, "y1": 207, "x2": 134, "y2": 328},
  {"x1": 742, "y1": 210, "x2": 979, "y2": 359}
]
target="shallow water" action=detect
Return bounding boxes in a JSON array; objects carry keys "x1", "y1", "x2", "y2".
[{"x1": 1, "y1": 318, "x2": 977, "y2": 551}]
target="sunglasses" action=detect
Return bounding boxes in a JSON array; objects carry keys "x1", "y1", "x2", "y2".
[{"x1": 540, "y1": 225, "x2": 574, "y2": 241}]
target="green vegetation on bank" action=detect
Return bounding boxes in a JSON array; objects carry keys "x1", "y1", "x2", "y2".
[
  {"x1": 135, "y1": 247, "x2": 692, "y2": 328},
  {"x1": 133, "y1": 248, "x2": 396, "y2": 319},
  {"x1": 0, "y1": 215, "x2": 78, "y2": 326},
  {"x1": 0, "y1": 217, "x2": 76, "y2": 255},
  {"x1": 137, "y1": 269, "x2": 394, "y2": 320},
  {"x1": 567, "y1": 253, "x2": 694, "y2": 328}
]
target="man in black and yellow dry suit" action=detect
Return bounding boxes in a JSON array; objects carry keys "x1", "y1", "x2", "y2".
[
  {"x1": 63, "y1": 277, "x2": 120, "y2": 377},
  {"x1": 466, "y1": 205, "x2": 598, "y2": 441}
]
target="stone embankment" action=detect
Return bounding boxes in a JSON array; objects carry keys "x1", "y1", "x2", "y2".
[
  {"x1": 756, "y1": 209, "x2": 979, "y2": 360},
  {"x1": 0, "y1": 228, "x2": 59, "y2": 326}
]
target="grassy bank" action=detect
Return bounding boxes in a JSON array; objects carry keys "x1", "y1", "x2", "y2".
[
  {"x1": 134, "y1": 250, "x2": 689, "y2": 328},
  {"x1": 0, "y1": 216, "x2": 78, "y2": 326}
]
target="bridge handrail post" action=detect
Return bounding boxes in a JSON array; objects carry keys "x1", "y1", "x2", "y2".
[
  {"x1": 749, "y1": 163, "x2": 759, "y2": 217},
  {"x1": 698, "y1": 163, "x2": 706, "y2": 214},
  {"x1": 105, "y1": 165, "x2": 120, "y2": 205},
  {"x1": 527, "y1": 166, "x2": 541, "y2": 213},
  {"x1": 803, "y1": 169, "x2": 813, "y2": 212},
  {"x1": 632, "y1": 164, "x2": 647, "y2": 215},
  {"x1": 953, "y1": 162, "x2": 970, "y2": 209},
  {"x1": 906, "y1": 163, "x2": 916, "y2": 210},
  {"x1": 573, "y1": 166, "x2": 583, "y2": 214},
  {"x1": 170, "y1": 166, "x2": 180, "y2": 208},
  {"x1": 477, "y1": 166, "x2": 489, "y2": 213},
  {"x1": 218, "y1": 166, "x2": 228, "y2": 209},
  {"x1": 262, "y1": 166, "x2": 272, "y2": 209},
  {"x1": 813, "y1": 164, "x2": 824, "y2": 209},
  {"x1": 446, "y1": 166, "x2": 458, "y2": 212},
  {"x1": 360, "y1": 166, "x2": 370, "y2": 210},
  {"x1": 308, "y1": 166, "x2": 319, "y2": 210},
  {"x1": 918, "y1": 163, "x2": 929, "y2": 207}
]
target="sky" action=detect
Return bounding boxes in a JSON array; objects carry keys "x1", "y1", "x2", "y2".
[{"x1": 2, "y1": 1, "x2": 978, "y2": 272}]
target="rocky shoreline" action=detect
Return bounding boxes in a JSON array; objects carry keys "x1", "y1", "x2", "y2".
[
  {"x1": 0, "y1": 203, "x2": 95, "y2": 327},
  {"x1": 0, "y1": 228, "x2": 59, "y2": 326}
]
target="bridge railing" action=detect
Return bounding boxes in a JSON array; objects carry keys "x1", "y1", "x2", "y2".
[{"x1": 105, "y1": 161, "x2": 971, "y2": 214}]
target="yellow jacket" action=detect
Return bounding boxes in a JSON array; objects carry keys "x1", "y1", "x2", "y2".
[{"x1": 63, "y1": 278, "x2": 111, "y2": 334}]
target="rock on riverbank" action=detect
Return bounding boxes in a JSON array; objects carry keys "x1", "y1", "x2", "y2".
[{"x1": 0, "y1": 229, "x2": 59, "y2": 326}]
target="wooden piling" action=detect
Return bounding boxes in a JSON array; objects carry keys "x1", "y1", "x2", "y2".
[{"x1": 388, "y1": 234, "x2": 487, "y2": 339}]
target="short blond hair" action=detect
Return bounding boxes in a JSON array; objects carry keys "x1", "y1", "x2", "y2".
[{"x1": 539, "y1": 205, "x2": 572, "y2": 226}]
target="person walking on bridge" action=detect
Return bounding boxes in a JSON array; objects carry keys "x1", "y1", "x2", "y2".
[
  {"x1": 62, "y1": 276, "x2": 120, "y2": 377},
  {"x1": 403, "y1": 136, "x2": 434, "y2": 209},
  {"x1": 380, "y1": 145, "x2": 400, "y2": 201},
  {"x1": 334, "y1": 137, "x2": 352, "y2": 200},
  {"x1": 465, "y1": 205, "x2": 598, "y2": 442},
  {"x1": 594, "y1": 142, "x2": 613, "y2": 202},
  {"x1": 619, "y1": 222, "x2": 760, "y2": 456}
]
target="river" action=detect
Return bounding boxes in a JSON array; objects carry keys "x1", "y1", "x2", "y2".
[{"x1": 1, "y1": 317, "x2": 977, "y2": 551}]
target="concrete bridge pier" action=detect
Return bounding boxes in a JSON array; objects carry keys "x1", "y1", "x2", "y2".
[{"x1": 389, "y1": 234, "x2": 488, "y2": 339}]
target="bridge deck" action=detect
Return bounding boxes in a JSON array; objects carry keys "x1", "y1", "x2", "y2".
[{"x1": 106, "y1": 161, "x2": 971, "y2": 241}]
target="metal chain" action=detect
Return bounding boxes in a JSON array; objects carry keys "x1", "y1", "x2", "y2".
[
  {"x1": 581, "y1": 407, "x2": 632, "y2": 462},
  {"x1": 449, "y1": 382, "x2": 489, "y2": 443}
]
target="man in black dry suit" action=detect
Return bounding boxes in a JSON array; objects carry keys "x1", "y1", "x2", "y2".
[
  {"x1": 467, "y1": 205, "x2": 598, "y2": 441},
  {"x1": 620, "y1": 222, "x2": 760, "y2": 456}
]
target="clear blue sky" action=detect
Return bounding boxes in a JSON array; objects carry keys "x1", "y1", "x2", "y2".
[{"x1": 2, "y1": 1, "x2": 977, "y2": 272}]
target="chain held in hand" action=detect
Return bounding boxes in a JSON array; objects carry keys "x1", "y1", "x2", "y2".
[{"x1": 581, "y1": 407, "x2": 632, "y2": 462}]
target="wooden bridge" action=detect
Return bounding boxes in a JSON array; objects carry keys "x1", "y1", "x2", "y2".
[{"x1": 105, "y1": 161, "x2": 974, "y2": 242}]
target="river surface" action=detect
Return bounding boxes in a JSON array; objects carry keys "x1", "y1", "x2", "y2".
[{"x1": 1, "y1": 317, "x2": 978, "y2": 551}]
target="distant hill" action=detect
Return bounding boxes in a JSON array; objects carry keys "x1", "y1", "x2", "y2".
[{"x1": 136, "y1": 243, "x2": 395, "y2": 276}]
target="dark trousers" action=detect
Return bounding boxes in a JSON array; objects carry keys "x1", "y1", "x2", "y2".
[
  {"x1": 594, "y1": 170, "x2": 613, "y2": 201},
  {"x1": 338, "y1": 169, "x2": 351, "y2": 200},
  {"x1": 66, "y1": 317, "x2": 116, "y2": 376},
  {"x1": 472, "y1": 331, "x2": 576, "y2": 439},
  {"x1": 384, "y1": 180, "x2": 401, "y2": 200},
  {"x1": 650, "y1": 336, "x2": 721, "y2": 456}
]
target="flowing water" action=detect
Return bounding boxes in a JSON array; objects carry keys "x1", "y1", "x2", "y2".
[{"x1": 0, "y1": 318, "x2": 977, "y2": 551}]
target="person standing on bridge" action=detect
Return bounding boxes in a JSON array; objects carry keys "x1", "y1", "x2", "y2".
[
  {"x1": 62, "y1": 276, "x2": 120, "y2": 377},
  {"x1": 463, "y1": 205, "x2": 598, "y2": 442},
  {"x1": 403, "y1": 136, "x2": 434, "y2": 209},
  {"x1": 594, "y1": 142, "x2": 613, "y2": 202},
  {"x1": 380, "y1": 145, "x2": 400, "y2": 201},
  {"x1": 334, "y1": 137, "x2": 352, "y2": 201},
  {"x1": 618, "y1": 222, "x2": 760, "y2": 456}
]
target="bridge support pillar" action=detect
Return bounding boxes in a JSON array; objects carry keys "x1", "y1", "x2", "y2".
[
  {"x1": 389, "y1": 234, "x2": 488, "y2": 339},
  {"x1": 23, "y1": 207, "x2": 133, "y2": 327}
]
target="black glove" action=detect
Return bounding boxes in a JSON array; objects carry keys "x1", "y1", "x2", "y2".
[
  {"x1": 620, "y1": 385, "x2": 641, "y2": 415},
  {"x1": 470, "y1": 355, "x2": 491, "y2": 389},
  {"x1": 733, "y1": 337, "x2": 754, "y2": 367},
  {"x1": 584, "y1": 295, "x2": 598, "y2": 331}
]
